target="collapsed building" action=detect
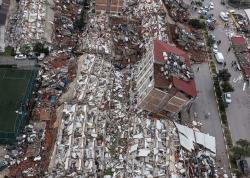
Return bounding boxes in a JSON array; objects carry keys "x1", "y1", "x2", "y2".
[
  {"x1": 231, "y1": 35, "x2": 250, "y2": 78},
  {"x1": 1, "y1": 0, "x2": 232, "y2": 177},
  {"x1": 6, "y1": 0, "x2": 54, "y2": 47},
  {"x1": 136, "y1": 40, "x2": 196, "y2": 115}
]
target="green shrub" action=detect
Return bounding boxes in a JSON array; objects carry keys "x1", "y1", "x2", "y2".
[
  {"x1": 189, "y1": 19, "x2": 206, "y2": 29},
  {"x1": 195, "y1": 1, "x2": 203, "y2": 6},
  {"x1": 221, "y1": 81, "x2": 234, "y2": 93},
  {"x1": 220, "y1": 112, "x2": 227, "y2": 125},
  {"x1": 1, "y1": 46, "x2": 15, "y2": 56}
]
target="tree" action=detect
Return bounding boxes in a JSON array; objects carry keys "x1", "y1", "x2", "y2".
[
  {"x1": 207, "y1": 35, "x2": 215, "y2": 47},
  {"x1": 236, "y1": 139, "x2": 250, "y2": 149},
  {"x1": 218, "y1": 69, "x2": 231, "y2": 82},
  {"x1": 20, "y1": 44, "x2": 31, "y2": 55},
  {"x1": 188, "y1": 19, "x2": 205, "y2": 29},
  {"x1": 221, "y1": 81, "x2": 234, "y2": 92},
  {"x1": 3, "y1": 46, "x2": 15, "y2": 56},
  {"x1": 231, "y1": 139, "x2": 250, "y2": 160},
  {"x1": 74, "y1": 9, "x2": 87, "y2": 30},
  {"x1": 33, "y1": 42, "x2": 49, "y2": 55}
]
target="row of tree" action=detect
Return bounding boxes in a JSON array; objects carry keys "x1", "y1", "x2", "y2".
[{"x1": 19, "y1": 42, "x2": 49, "y2": 56}]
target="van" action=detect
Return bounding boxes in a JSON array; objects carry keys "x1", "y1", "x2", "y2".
[{"x1": 214, "y1": 52, "x2": 224, "y2": 64}]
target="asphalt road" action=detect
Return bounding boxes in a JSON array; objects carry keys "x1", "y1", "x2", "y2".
[
  {"x1": 189, "y1": 0, "x2": 250, "y2": 174},
  {"x1": 207, "y1": 0, "x2": 250, "y2": 144},
  {"x1": 188, "y1": 0, "x2": 249, "y2": 175},
  {"x1": 190, "y1": 63, "x2": 230, "y2": 175}
]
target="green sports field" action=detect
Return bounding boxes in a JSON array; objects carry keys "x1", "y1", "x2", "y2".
[{"x1": 0, "y1": 68, "x2": 33, "y2": 133}]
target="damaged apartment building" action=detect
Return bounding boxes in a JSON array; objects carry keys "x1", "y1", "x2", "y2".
[
  {"x1": 136, "y1": 40, "x2": 196, "y2": 116},
  {"x1": 95, "y1": 0, "x2": 124, "y2": 15}
]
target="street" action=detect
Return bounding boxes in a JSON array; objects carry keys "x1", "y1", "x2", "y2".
[
  {"x1": 191, "y1": 63, "x2": 230, "y2": 174},
  {"x1": 208, "y1": 0, "x2": 250, "y2": 144},
  {"x1": 188, "y1": 0, "x2": 250, "y2": 175}
]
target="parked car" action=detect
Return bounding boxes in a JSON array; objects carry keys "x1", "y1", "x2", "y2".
[
  {"x1": 239, "y1": 160, "x2": 249, "y2": 175},
  {"x1": 0, "y1": 160, "x2": 8, "y2": 171},
  {"x1": 206, "y1": 14, "x2": 216, "y2": 22},
  {"x1": 199, "y1": 9, "x2": 208, "y2": 15},
  {"x1": 214, "y1": 52, "x2": 224, "y2": 64},
  {"x1": 223, "y1": 92, "x2": 232, "y2": 104},
  {"x1": 213, "y1": 44, "x2": 218, "y2": 53},
  {"x1": 220, "y1": 12, "x2": 229, "y2": 21},
  {"x1": 209, "y1": 2, "x2": 214, "y2": 10}
]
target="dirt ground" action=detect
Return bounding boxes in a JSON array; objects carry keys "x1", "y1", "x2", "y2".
[{"x1": 0, "y1": 145, "x2": 9, "y2": 177}]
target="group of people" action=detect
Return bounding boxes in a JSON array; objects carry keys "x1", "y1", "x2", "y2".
[
  {"x1": 224, "y1": 23, "x2": 229, "y2": 28},
  {"x1": 217, "y1": 40, "x2": 221, "y2": 45}
]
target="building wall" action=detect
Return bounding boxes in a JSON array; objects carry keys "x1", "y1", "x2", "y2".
[
  {"x1": 230, "y1": 0, "x2": 250, "y2": 6},
  {"x1": 95, "y1": 0, "x2": 124, "y2": 14},
  {"x1": 136, "y1": 42, "x2": 193, "y2": 115},
  {"x1": 138, "y1": 88, "x2": 170, "y2": 113},
  {"x1": 163, "y1": 91, "x2": 189, "y2": 113},
  {"x1": 136, "y1": 47, "x2": 154, "y2": 104}
]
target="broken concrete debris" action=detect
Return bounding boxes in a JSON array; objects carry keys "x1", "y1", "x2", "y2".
[
  {"x1": 1, "y1": 0, "x2": 230, "y2": 177},
  {"x1": 6, "y1": 0, "x2": 54, "y2": 46}
]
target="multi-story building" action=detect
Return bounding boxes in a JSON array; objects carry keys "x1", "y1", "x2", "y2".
[{"x1": 136, "y1": 40, "x2": 197, "y2": 115}]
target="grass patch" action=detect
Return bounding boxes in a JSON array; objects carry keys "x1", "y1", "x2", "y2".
[
  {"x1": 0, "y1": 68, "x2": 33, "y2": 133},
  {"x1": 0, "y1": 46, "x2": 15, "y2": 56}
]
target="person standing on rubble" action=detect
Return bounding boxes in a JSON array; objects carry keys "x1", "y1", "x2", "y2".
[{"x1": 224, "y1": 62, "x2": 227, "y2": 67}]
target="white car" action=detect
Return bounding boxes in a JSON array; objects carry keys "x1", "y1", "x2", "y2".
[
  {"x1": 223, "y1": 93, "x2": 232, "y2": 104},
  {"x1": 213, "y1": 43, "x2": 218, "y2": 53},
  {"x1": 220, "y1": 12, "x2": 229, "y2": 22},
  {"x1": 214, "y1": 52, "x2": 224, "y2": 64},
  {"x1": 209, "y1": 2, "x2": 214, "y2": 9}
]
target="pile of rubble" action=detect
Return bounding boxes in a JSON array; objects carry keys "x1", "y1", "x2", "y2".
[
  {"x1": 48, "y1": 51, "x2": 180, "y2": 177},
  {"x1": 163, "y1": 0, "x2": 189, "y2": 23},
  {"x1": 123, "y1": 0, "x2": 169, "y2": 46},
  {"x1": 173, "y1": 25, "x2": 207, "y2": 62},
  {"x1": 110, "y1": 17, "x2": 142, "y2": 64},
  {"x1": 53, "y1": 0, "x2": 85, "y2": 48},
  {"x1": 2, "y1": 0, "x2": 230, "y2": 177},
  {"x1": 81, "y1": 15, "x2": 112, "y2": 54},
  {"x1": 6, "y1": 0, "x2": 54, "y2": 47},
  {"x1": 6, "y1": 52, "x2": 77, "y2": 177}
]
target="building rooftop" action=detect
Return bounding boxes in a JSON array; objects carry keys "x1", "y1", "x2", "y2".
[
  {"x1": 231, "y1": 35, "x2": 247, "y2": 46},
  {"x1": 153, "y1": 40, "x2": 196, "y2": 97},
  {"x1": 153, "y1": 40, "x2": 191, "y2": 67}
]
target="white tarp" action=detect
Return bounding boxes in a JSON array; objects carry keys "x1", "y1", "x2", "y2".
[
  {"x1": 179, "y1": 133, "x2": 194, "y2": 152},
  {"x1": 174, "y1": 122, "x2": 216, "y2": 154},
  {"x1": 175, "y1": 122, "x2": 195, "y2": 143},
  {"x1": 244, "y1": 9, "x2": 250, "y2": 21},
  {"x1": 195, "y1": 131, "x2": 216, "y2": 153}
]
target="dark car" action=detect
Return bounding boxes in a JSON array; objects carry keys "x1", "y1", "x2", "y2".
[
  {"x1": 239, "y1": 160, "x2": 249, "y2": 175},
  {"x1": 0, "y1": 160, "x2": 8, "y2": 171}
]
